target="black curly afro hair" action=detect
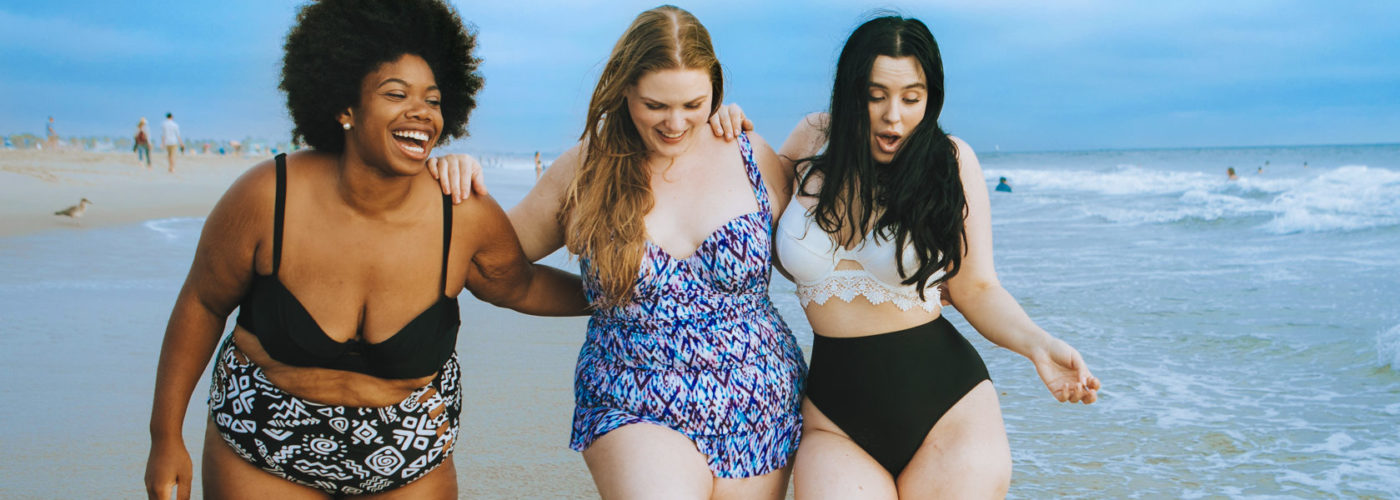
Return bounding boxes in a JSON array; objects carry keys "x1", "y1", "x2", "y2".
[{"x1": 280, "y1": 0, "x2": 483, "y2": 153}]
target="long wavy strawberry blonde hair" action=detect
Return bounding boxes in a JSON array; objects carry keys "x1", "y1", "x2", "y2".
[{"x1": 562, "y1": 5, "x2": 723, "y2": 306}]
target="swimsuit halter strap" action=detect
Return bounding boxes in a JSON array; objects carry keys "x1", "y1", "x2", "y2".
[
  {"x1": 440, "y1": 194, "x2": 452, "y2": 294},
  {"x1": 272, "y1": 153, "x2": 287, "y2": 276},
  {"x1": 737, "y1": 132, "x2": 771, "y2": 215}
]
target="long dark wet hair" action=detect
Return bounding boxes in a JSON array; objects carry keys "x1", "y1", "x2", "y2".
[{"x1": 798, "y1": 15, "x2": 966, "y2": 300}]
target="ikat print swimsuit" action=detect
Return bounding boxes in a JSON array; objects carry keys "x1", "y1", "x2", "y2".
[{"x1": 569, "y1": 132, "x2": 808, "y2": 478}]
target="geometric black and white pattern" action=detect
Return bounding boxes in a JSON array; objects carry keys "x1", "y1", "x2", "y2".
[{"x1": 208, "y1": 334, "x2": 461, "y2": 494}]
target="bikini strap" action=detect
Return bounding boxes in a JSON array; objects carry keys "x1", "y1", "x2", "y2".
[
  {"x1": 736, "y1": 131, "x2": 771, "y2": 215},
  {"x1": 272, "y1": 153, "x2": 287, "y2": 276},
  {"x1": 440, "y1": 194, "x2": 452, "y2": 294}
]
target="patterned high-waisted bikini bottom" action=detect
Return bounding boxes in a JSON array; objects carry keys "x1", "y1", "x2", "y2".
[{"x1": 207, "y1": 334, "x2": 461, "y2": 495}]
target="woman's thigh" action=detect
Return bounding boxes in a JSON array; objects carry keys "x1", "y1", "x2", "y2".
[
  {"x1": 711, "y1": 463, "x2": 790, "y2": 500},
  {"x1": 582, "y1": 422, "x2": 714, "y2": 500},
  {"x1": 792, "y1": 398, "x2": 896, "y2": 500},
  {"x1": 201, "y1": 422, "x2": 326, "y2": 500},
  {"x1": 897, "y1": 381, "x2": 1010, "y2": 499}
]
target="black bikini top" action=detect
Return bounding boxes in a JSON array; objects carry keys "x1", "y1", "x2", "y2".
[{"x1": 235, "y1": 154, "x2": 460, "y2": 379}]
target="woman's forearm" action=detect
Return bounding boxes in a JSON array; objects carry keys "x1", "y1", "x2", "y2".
[
  {"x1": 950, "y1": 281, "x2": 1055, "y2": 360},
  {"x1": 148, "y1": 292, "x2": 228, "y2": 443},
  {"x1": 510, "y1": 264, "x2": 590, "y2": 316}
]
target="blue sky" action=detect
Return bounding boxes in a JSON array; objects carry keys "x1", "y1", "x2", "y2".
[{"x1": 2, "y1": 1, "x2": 1397, "y2": 154}]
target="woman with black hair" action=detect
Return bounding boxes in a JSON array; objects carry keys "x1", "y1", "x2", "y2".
[
  {"x1": 773, "y1": 16, "x2": 1100, "y2": 498},
  {"x1": 143, "y1": 0, "x2": 586, "y2": 497}
]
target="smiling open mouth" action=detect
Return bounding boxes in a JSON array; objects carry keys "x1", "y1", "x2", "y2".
[
  {"x1": 658, "y1": 128, "x2": 686, "y2": 143},
  {"x1": 392, "y1": 129, "x2": 430, "y2": 155}
]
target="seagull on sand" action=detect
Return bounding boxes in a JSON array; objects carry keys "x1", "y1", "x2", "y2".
[{"x1": 54, "y1": 198, "x2": 93, "y2": 218}]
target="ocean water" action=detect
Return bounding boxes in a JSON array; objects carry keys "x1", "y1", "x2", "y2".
[{"x1": 1, "y1": 144, "x2": 1397, "y2": 497}]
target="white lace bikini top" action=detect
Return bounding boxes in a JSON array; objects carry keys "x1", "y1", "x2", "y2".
[{"x1": 774, "y1": 194, "x2": 943, "y2": 312}]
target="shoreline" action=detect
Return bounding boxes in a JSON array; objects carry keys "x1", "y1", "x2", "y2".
[{"x1": 0, "y1": 149, "x2": 257, "y2": 239}]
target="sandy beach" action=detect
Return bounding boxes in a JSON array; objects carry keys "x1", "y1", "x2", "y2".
[{"x1": 0, "y1": 149, "x2": 255, "y2": 238}]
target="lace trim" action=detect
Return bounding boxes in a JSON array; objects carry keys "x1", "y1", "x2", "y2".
[{"x1": 794, "y1": 270, "x2": 938, "y2": 312}]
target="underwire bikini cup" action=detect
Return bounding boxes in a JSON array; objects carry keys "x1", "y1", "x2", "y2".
[
  {"x1": 234, "y1": 154, "x2": 460, "y2": 380},
  {"x1": 774, "y1": 197, "x2": 943, "y2": 311}
]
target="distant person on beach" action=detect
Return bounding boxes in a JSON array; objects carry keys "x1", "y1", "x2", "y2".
[
  {"x1": 45, "y1": 116, "x2": 58, "y2": 149},
  {"x1": 143, "y1": 1, "x2": 587, "y2": 498},
  {"x1": 534, "y1": 150, "x2": 543, "y2": 180},
  {"x1": 161, "y1": 113, "x2": 182, "y2": 173},
  {"x1": 996, "y1": 176, "x2": 1012, "y2": 192},
  {"x1": 1228, "y1": 167, "x2": 1239, "y2": 180},
  {"x1": 134, "y1": 118, "x2": 152, "y2": 168}
]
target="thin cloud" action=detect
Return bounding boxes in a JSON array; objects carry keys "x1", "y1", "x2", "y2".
[{"x1": 0, "y1": 9, "x2": 173, "y2": 60}]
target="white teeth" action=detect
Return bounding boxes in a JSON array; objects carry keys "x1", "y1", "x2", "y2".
[
  {"x1": 660, "y1": 130, "x2": 684, "y2": 139},
  {"x1": 402, "y1": 143, "x2": 424, "y2": 154},
  {"x1": 393, "y1": 130, "x2": 430, "y2": 142}
]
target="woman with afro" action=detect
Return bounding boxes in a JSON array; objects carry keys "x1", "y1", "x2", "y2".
[{"x1": 144, "y1": 1, "x2": 587, "y2": 497}]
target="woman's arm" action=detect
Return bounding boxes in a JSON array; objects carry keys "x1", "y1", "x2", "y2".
[
  {"x1": 145, "y1": 162, "x2": 272, "y2": 499},
  {"x1": 507, "y1": 144, "x2": 579, "y2": 261},
  {"x1": 944, "y1": 136, "x2": 1100, "y2": 404},
  {"x1": 746, "y1": 131, "x2": 793, "y2": 220},
  {"x1": 777, "y1": 112, "x2": 830, "y2": 178},
  {"x1": 458, "y1": 188, "x2": 588, "y2": 316}
]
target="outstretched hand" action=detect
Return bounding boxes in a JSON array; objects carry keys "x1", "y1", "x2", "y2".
[
  {"x1": 426, "y1": 154, "x2": 488, "y2": 205},
  {"x1": 1031, "y1": 338, "x2": 1101, "y2": 404},
  {"x1": 708, "y1": 103, "x2": 754, "y2": 141}
]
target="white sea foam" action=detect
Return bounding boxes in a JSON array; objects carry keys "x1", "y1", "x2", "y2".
[
  {"x1": 987, "y1": 165, "x2": 1400, "y2": 233},
  {"x1": 1378, "y1": 323, "x2": 1400, "y2": 371},
  {"x1": 143, "y1": 217, "x2": 203, "y2": 241},
  {"x1": 476, "y1": 154, "x2": 540, "y2": 171}
]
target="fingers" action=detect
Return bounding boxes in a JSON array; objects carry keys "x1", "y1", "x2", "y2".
[
  {"x1": 723, "y1": 103, "x2": 748, "y2": 139},
  {"x1": 718, "y1": 108, "x2": 735, "y2": 141},
  {"x1": 1082, "y1": 375, "x2": 1101, "y2": 404},
  {"x1": 455, "y1": 161, "x2": 470, "y2": 204},
  {"x1": 471, "y1": 162, "x2": 488, "y2": 197},
  {"x1": 178, "y1": 473, "x2": 191, "y2": 500},
  {"x1": 1058, "y1": 377, "x2": 1101, "y2": 405},
  {"x1": 443, "y1": 159, "x2": 458, "y2": 204},
  {"x1": 1081, "y1": 385, "x2": 1098, "y2": 404},
  {"x1": 708, "y1": 103, "x2": 747, "y2": 141},
  {"x1": 146, "y1": 479, "x2": 169, "y2": 500},
  {"x1": 429, "y1": 158, "x2": 449, "y2": 195},
  {"x1": 427, "y1": 157, "x2": 440, "y2": 180},
  {"x1": 1067, "y1": 382, "x2": 1084, "y2": 404}
]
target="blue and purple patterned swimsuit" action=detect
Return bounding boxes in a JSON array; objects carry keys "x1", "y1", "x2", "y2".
[{"x1": 569, "y1": 132, "x2": 807, "y2": 478}]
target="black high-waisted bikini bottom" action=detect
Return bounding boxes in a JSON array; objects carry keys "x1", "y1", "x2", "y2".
[{"x1": 805, "y1": 316, "x2": 990, "y2": 478}]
